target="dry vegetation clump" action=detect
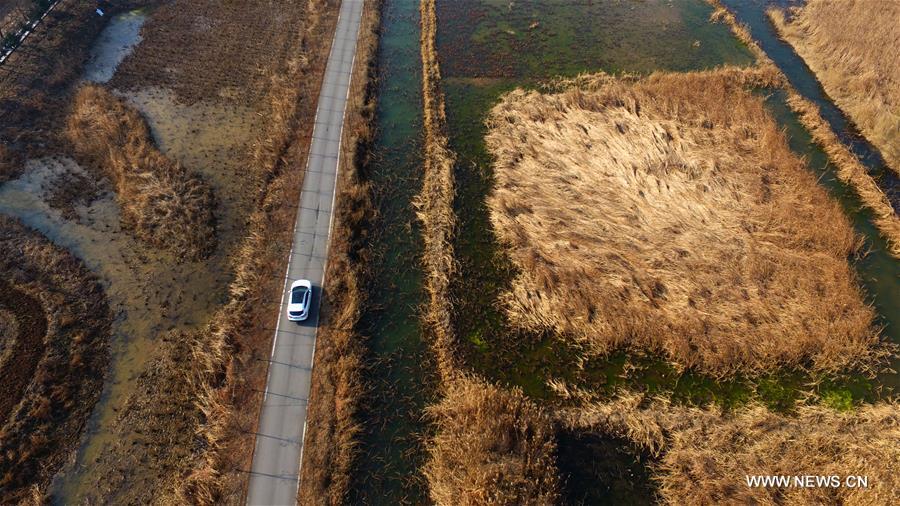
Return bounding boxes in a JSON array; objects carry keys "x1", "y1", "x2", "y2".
[
  {"x1": 67, "y1": 84, "x2": 216, "y2": 259},
  {"x1": 769, "y1": 0, "x2": 900, "y2": 176},
  {"x1": 417, "y1": 0, "x2": 461, "y2": 381},
  {"x1": 424, "y1": 376, "x2": 560, "y2": 506},
  {"x1": 485, "y1": 70, "x2": 887, "y2": 377},
  {"x1": 297, "y1": 1, "x2": 381, "y2": 504},
  {"x1": 0, "y1": 215, "x2": 111, "y2": 502},
  {"x1": 559, "y1": 393, "x2": 900, "y2": 505},
  {"x1": 785, "y1": 91, "x2": 900, "y2": 257}
]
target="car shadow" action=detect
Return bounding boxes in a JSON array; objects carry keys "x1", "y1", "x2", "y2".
[{"x1": 293, "y1": 283, "x2": 324, "y2": 329}]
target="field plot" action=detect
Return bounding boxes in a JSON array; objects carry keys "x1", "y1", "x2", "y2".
[
  {"x1": 486, "y1": 71, "x2": 882, "y2": 377},
  {"x1": 0, "y1": 0, "x2": 339, "y2": 502},
  {"x1": 769, "y1": 0, "x2": 900, "y2": 176}
]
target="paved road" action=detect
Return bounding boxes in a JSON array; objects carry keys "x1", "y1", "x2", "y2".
[{"x1": 247, "y1": 1, "x2": 364, "y2": 504}]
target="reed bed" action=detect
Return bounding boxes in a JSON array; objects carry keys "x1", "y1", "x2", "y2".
[
  {"x1": 424, "y1": 376, "x2": 560, "y2": 506},
  {"x1": 67, "y1": 84, "x2": 216, "y2": 259},
  {"x1": 417, "y1": 0, "x2": 460, "y2": 382},
  {"x1": 298, "y1": 1, "x2": 381, "y2": 504},
  {"x1": 485, "y1": 70, "x2": 887, "y2": 377},
  {"x1": 769, "y1": 0, "x2": 900, "y2": 176},
  {"x1": 558, "y1": 391, "x2": 900, "y2": 505}
]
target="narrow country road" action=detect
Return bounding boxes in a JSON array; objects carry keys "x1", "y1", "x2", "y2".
[{"x1": 247, "y1": 1, "x2": 364, "y2": 504}]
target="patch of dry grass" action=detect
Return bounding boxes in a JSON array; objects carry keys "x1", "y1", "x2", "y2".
[
  {"x1": 67, "y1": 84, "x2": 216, "y2": 259},
  {"x1": 559, "y1": 391, "x2": 900, "y2": 505},
  {"x1": 417, "y1": 0, "x2": 460, "y2": 382},
  {"x1": 485, "y1": 70, "x2": 886, "y2": 377},
  {"x1": 424, "y1": 376, "x2": 560, "y2": 506},
  {"x1": 769, "y1": 0, "x2": 900, "y2": 176}
]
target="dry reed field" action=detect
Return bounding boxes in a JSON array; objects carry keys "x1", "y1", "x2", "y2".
[
  {"x1": 769, "y1": 0, "x2": 900, "y2": 176},
  {"x1": 67, "y1": 85, "x2": 216, "y2": 259},
  {"x1": 559, "y1": 392, "x2": 900, "y2": 505},
  {"x1": 424, "y1": 376, "x2": 560, "y2": 506},
  {"x1": 297, "y1": 1, "x2": 381, "y2": 504},
  {"x1": 485, "y1": 70, "x2": 887, "y2": 377},
  {"x1": 0, "y1": 215, "x2": 110, "y2": 502}
]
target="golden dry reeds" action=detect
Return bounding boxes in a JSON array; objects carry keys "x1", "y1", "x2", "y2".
[
  {"x1": 417, "y1": 0, "x2": 461, "y2": 382},
  {"x1": 769, "y1": 0, "x2": 900, "y2": 176},
  {"x1": 424, "y1": 376, "x2": 560, "y2": 506},
  {"x1": 785, "y1": 91, "x2": 900, "y2": 257},
  {"x1": 559, "y1": 392, "x2": 900, "y2": 505},
  {"x1": 67, "y1": 84, "x2": 216, "y2": 259},
  {"x1": 486, "y1": 70, "x2": 887, "y2": 377},
  {"x1": 706, "y1": 0, "x2": 900, "y2": 258}
]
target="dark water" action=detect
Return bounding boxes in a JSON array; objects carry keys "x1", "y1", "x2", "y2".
[{"x1": 348, "y1": 0, "x2": 435, "y2": 504}]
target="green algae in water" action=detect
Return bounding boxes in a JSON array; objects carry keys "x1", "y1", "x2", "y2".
[{"x1": 437, "y1": 0, "x2": 754, "y2": 78}]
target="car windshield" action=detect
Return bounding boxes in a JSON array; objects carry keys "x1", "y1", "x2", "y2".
[{"x1": 291, "y1": 286, "x2": 308, "y2": 304}]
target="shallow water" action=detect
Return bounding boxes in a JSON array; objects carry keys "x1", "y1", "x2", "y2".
[
  {"x1": 348, "y1": 0, "x2": 435, "y2": 503},
  {"x1": 82, "y1": 9, "x2": 147, "y2": 83}
]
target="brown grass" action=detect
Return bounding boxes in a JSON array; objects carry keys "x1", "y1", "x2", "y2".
[
  {"x1": 785, "y1": 91, "x2": 900, "y2": 258},
  {"x1": 769, "y1": 0, "x2": 900, "y2": 176},
  {"x1": 67, "y1": 84, "x2": 216, "y2": 259},
  {"x1": 297, "y1": 1, "x2": 381, "y2": 504},
  {"x1": 559, "y1": 392, "x2": 900, "y2": 505},
  {"x1": 485, "y1": 70, "x2": 887, "y2": 377},
  {"x1": 418, "y1": 0, "x2": 461, "y2": 382},
  {"x1": 424, "y1": 376, "x2": 560, "y2": 506},
  {"x1": 171, "y1": 1, "x2": 341, "y2": 503},
  {"x1": 0, "y1": 215, "x2": 111, "y2": 502}
]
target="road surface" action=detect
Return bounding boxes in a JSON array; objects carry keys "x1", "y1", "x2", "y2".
[{"x1": 247, "y1": 0, "x2": 364, "y2": 504}]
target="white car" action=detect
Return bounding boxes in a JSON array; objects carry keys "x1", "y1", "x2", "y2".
[{"x1": 287, "y1": 279, "x2": 312, "y2": 321}]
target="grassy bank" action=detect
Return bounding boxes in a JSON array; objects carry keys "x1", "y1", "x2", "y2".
[
  {"x1": 297, "y1": 0, "x2": 381, "y2": 504},
  {"x1": 418, "y1": 0, "x2": 460, "y2": 382},
  {"x1": 768, "y1": 0, "x2": 900, "y2": 177}
]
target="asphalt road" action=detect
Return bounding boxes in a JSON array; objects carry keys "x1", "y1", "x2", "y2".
[{"x1": 247, "y1": 1, "x2": 364, "y2": 504}]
